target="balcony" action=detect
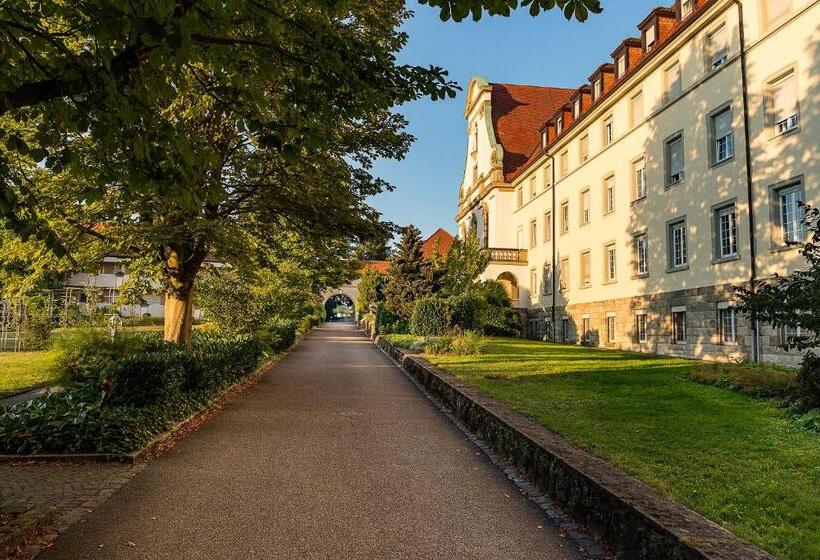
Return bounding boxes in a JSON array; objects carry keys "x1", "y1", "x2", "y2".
[{"x1": 488, "y1": 248, "x2": 528, "y2": 264}]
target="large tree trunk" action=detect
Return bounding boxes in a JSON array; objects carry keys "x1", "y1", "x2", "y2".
[
  {"x1": 164, "y1": 287, "x2": 195, "y2": 343},
  {"x1": 163, "y1": 244, "x2": 207, "y2": 344}
]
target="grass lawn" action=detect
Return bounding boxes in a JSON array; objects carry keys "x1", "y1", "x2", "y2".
[
  {"x1": 400, "y1": 336, "x2": 819, "y2": 560},
  {"x1": 0, "y1": 351, "x2": 64, "y2": 397}
]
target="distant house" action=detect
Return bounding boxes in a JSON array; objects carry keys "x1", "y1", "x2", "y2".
[{"x1": 421, "y1": 228, "x2": 454, "y2": 261}]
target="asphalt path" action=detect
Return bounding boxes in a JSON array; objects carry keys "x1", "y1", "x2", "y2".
[{"x1": 40, "y1": 322, "x2": 583, "y2": 559}]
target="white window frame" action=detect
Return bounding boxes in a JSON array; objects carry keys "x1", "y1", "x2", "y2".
[
  {"x1": 707, "y1": 23, "x2": 729, "y2": 70},
  {"x1": 665, "y1": 133, "x2": 685, "y2": 186},
  {"x1": 636, "y1": 312, "x2": 648, "y2": 343},
  {"x1": 603, "y1": 116, "x2": 614, "y2": 146},
  {"x1": 560, "y1": 201, "x2": 570, "y2": 234},
  {"x1": 718, "y1": 304, "x2": 737, "y2": 344},
  {"x1": 605, "y1": 243, "x2": 617, "y2": 282},
  {"x1": 672, "y1": 308, "x2": 687, "y2": 344},
  {"x1": 580, "y1": 189, "x2": 591, "y2": 225},
  {"x1": 529, "y1": 219, "x2": 537, "y2": 249},
  {"x1": 717, "y1": 203, "x2": 739, "y2": 258},
  {"x1": 606, "y1": 314, "x2": 616, "y2": 343},
  {"x1": 580, "y1": 250, "x2": 591, "y2": 288},
  {"x1": 635, "y1": 233, "x2": 649, "y2": 276},
  {"x1": 768, "y1": 69, "x2": 799, "y2": 136},
  {"x1": 669, "y1": 219, "x2": 688, "y2": 269},
  {"x1": 776, "y1": 183, "x2": 805, "y2": 245},
  {"x1": 543, "y1": 211, "x2": 552, "y2": 243},
  {"x1": 633, "y1": 157, "x2": 647, "y2": 200}
]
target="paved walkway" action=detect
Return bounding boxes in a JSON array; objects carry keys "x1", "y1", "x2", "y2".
[{"x1": 38, "y1": 323, "x2": 583, "y2": 559}]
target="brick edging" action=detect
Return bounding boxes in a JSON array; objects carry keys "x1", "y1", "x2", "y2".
[{"x1": 374, "y1": 334, "x2": 776, "y2": 560}]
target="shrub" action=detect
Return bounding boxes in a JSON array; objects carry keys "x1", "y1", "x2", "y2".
[
  {"x1": 483, "y1": 307, "x2": 522, "y2": 338},
  {"x1": 448, "y1": 294, "x2": 482, "y2": 331},
  {"x1": 410, "y1": 297, "x2": 449, "y2": 336},
  {"x1": 448, "y1": 330, "x2": 489, "y2": 356},
  {"x1": 52, "y1": 328, "x2": 161, "y2": 381},
  {"x1": 796, "y1": 352, "x2": 820, "y2": 411},
  {"x1": 688, "y1": 362, "x2": 797, "y2": 400},
  {"x1": 377, "y1": 307, "x2": 406, "y2": 334},
  {"x1": 108, "y1": 352, "x2": 183, "y2": 407},
  {"x1": 423, "y1": 335, "x2": 452, "y2": 355}
]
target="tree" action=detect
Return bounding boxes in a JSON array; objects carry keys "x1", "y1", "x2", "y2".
[
  {"x1": 357, "y1": 268, "x2": 386, "y2": 317},
  {"x1": 736, "y1": 205, "x2": 819, "y2": 410},
  {"x1": 354, "y1": 230, "x2": 393, "y2": 261},
  {"x1": 736, "y1": 206, "x2": 819, "y2": 350},
  {"x1": 0, "y1": 2, "x2": 453, "y2": 343},
  {"x1": 442, "y1": 229, "x2": 490, "y2": 296},
  {"x1": 382, "y1": 226, "x2": 434, "y2": 323}
]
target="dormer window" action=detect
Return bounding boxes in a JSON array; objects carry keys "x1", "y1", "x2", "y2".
[
  {"x1": 645, "y1": 24, "x2": 656, "y2": 51},
  {"x1": 681, "y1": 0, "x2": 694, "y2": 18},
  {"x1": 573, "y1": 99, "x2": 581, "y2": 118},
  {"x1": 593, "y1": 79, "x2": 603, "y2": 100},
  {"x1": 556, "y1": 116, "x2": 564, "y2": 135},
  {"x1": 542, "y1": 130, "x2": 548, "y2": 148},
  {"x1": 617, "y1": 55, "x2": 627, "y2": 78}
]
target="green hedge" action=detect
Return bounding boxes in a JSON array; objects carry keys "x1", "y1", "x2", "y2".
[
  {"x1": 410, "y1": 297, "x2": 449, "y2": 336},
  {"x1": 0, "y1": 333, "x2": 263, "y2": 455}
]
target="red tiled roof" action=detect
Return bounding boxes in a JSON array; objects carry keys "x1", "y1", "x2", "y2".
[
  {"x1": 421, "y1": 228, "x2": 454, "y2": 260},
  {"x1": 359, "y1": 260, "x2": 390, "y2": 275},
  {"x1": 490, "y1": 83, "x2": 574, "y2": 181}
]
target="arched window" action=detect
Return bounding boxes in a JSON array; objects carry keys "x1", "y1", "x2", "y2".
[{"x1": 482, "y1": 205, "x2": 490, "y2": 248}]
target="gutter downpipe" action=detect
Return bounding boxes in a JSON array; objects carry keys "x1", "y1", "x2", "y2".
[
  {"x1": 731, "y1": 0, "x2": 759, "y2": 362},
  {"x1": 548, "y1": 151, "x2": 557, "y2": 342}
]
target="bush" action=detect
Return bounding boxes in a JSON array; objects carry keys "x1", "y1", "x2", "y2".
[
  {"x1": 410, "y1": 297, "x2": 449, "y2": 336},
  {"x1": 448, "y1": 294, "x2": 482, "y2": 331},
  {"x1": 377, "y1": 307, "x2": 406, "y2": 334},
  {"x1": 688, "y1": 362, "x2": 797, "y2": 400},
  {"x1": 483, "y1": 307, "x2": 522, "y2": 338},
  {"x1": 423, "y1": 335, "x2": 452, "y2": 355},
  {"x1": 52, "y1": 328, "x2": 161, "y2": 381},
  {"x1": 448, "y1": 330, "x2": 489, "y2": 355},
  {"x1": 796, "y1": 352, "x2": 820, "y2": 411},
  {"x1": 0, "y1": 332, "x2": 264, "y2": 455},
  {"x1": 108, "y1": 352, "x2": 183, "y2": 407}
]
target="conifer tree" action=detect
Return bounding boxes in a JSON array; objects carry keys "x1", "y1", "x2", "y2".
[{"x1": 382, "y1": 226, "x2": 433, "y2": 323}]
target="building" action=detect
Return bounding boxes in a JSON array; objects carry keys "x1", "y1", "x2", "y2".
[{"x1": 456, "y1": 0, "x2": 817, "y2": 365}]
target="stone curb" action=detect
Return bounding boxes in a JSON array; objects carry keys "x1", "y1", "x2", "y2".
[{"x1": 374, "y1": 334, "x2": 776, "y2": 560}]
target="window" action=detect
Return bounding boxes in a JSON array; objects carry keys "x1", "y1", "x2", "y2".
[
  {"x1": 605, "y1": 244, "x2": 617, "y2": 282},
  {"x1": 715, "y1": 203, "x2": 739, "y2": 258},
  {"x1": 544, "y1": 165, "x2": 552, "y2": 190},
  {"x1": 768, "y1": 70, "x2": 799, "y2": 136},
  {"x1": 630, "y1": 91, "x2": 644, "y2": 127},
  {"x1": 559, "y1": 258, "x2": 569, "y2": 291},
  {"x1": 544, "y1": 211, "x2": 552, "y2": 242},
  {"x1": 719, "y1": 306, "x2": 737, "y2": 344},
  {"x1": 634, "y1": 233, "x2": 649, "y2": 276},
  {"x1": 530, "y1": 268, "x2": 538, "y2": 294},
  {"x1": 529, "y1": 219, "x2": 537, "y2": 248},
  {"x1": 665, "y1": 62, "x2": 682, "y2": 102},
  {"x1": 645, "y1": 24, "x2": 656, "y2": 51},
  {"x1": 516, "y1": 226, "x2": 524, "y2": 249},
  {"x1": 711, "y1": 107, "x2": 734, "y2": 164},
  {"x1": 668, "y1": 219, "x2": 688, "y2": 269},
  {"x1": 606, "y1": 315, "x2": 616, "y2": 343},
  {"x1": 561, "y1": 317, "x2": 570, "y2": 342},
  {"x1": 593, "y1": 78, "x2": 603, "y2": 100},
  {"x1": 636, "y1": 313, "x2": 648, "y2": 343},
  {"x1": 579, "y1": 135, "x2": 589, "y2": 162},
  {"x1": 681, "y1": 0, "x2": 694, "y2": 18},
  {"x1": 603, "y1": 116, "x2": 614, "y2": 146},
  {"x1": 633, "y1": 157, "x2": 647, "y2": 200},
  {"x1": 617, "y1": 55, "x2": 627, "y2": 78},
  {"x1": 783, "y1": 325, "x2": 804, "y2": 346},
  {"x1": 530, "y1": 175, "x2": 537, "y2": 199},
  {"x1": 542, "y1": 130, "x2": 548, "y2": 148},
  {"x1": 556, "y1": 115, "x2": 564, "y2": 135},
  {"x1": 472, "y1": 122, "x2": 478, "y2": 152},
  {"x1": 604, "y1": 175, "x2": 616, "y2": 214},
  {"x1": 582, "y1": 317, "x2": 591, "y2": 345},
  {"x1": 580, "y1": 251, "x2": 591, "y2": 288},
  {"x1": 472, "y1": 163, "x2": 478, "y2": 184},
  {"x1": 776, "y1": 183, "x2": 805, "y2": 244},
  {"x1": 560, "y1": 201, "x2": 569, "y2": 234},
  {"x1": 573, "y1": 99, "x2": 581, "y2": 117},
  {"x1": 764, "y1": 0, "x2": 792, "y2": 27},
  {"x1": 559, "y1": 151, "x2": 569, "y2": 177},
  {"x1": 580, "y1": 189, "x2": 591, "y2": 225},
  {"x1": 517, "y1": 186, "x2": 524, "y2": 208},
  {"x1": 672, "y1": 309, "x2": 687, "y2": 343},
  {"x1": 542, "y1": 264, "x2": 552, "y2": 295},
  {"x1": 707, "y1": 23, "x2": 729, "y2": 70},
  {"x1": 666, "y1": 134, "x2": 685, "y2": 185}
]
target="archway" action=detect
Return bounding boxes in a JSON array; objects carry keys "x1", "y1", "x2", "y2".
[
  {"x1": 496, "y1": 272, "x2": 519, "y2": 300},
  {"x1": 324, "y1": 294, "x2": 355, "y2": 322}
]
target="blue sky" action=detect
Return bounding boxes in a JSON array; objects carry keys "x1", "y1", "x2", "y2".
[{"x1": 369, "y1": 0, "x2": 660, "y2": 238}]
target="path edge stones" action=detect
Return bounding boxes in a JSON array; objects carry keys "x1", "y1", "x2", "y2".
[{"x1": 373, "y1": 333, "x2": 777, "y2": 560}]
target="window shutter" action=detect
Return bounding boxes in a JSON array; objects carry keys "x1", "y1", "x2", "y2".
[{"x1": 772, "y1": 74, "x2": 797, "y2": 120}]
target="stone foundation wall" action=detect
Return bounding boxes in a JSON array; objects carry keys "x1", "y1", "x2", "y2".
[{"x1": 526, "y1": 283, "x2": 805, "y2": 366}]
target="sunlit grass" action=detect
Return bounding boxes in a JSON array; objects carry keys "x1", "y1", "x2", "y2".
[
  {"x1": 0, "y1": 351, "x2": 65, "y2": 397},
  {"x1": 423, "y1": 337, "x2": 819, "y2": 560}
]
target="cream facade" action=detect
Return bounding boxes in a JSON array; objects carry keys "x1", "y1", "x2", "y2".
[{"x1": 456, "y1": 0, "x2": 819, "y2": 365}]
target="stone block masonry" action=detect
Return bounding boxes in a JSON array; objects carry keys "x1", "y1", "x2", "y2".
[
  {"x1": 376, "y1": 335, "x2": 776, "y2": 560},
  {"x1": 529, "y1": 283, "x2": 805, "y2": 366}
]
